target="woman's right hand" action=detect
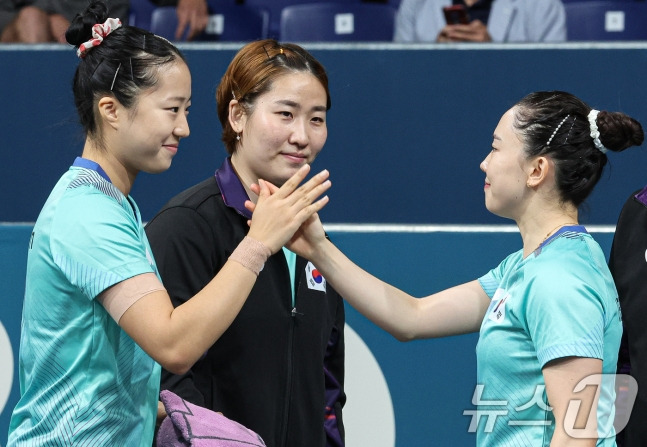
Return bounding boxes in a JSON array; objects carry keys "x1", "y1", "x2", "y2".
[
  {"x1": 246, "y1": 164, "x2": 331, "y2": 253},
  {"x1": 284, "y1": 212, "x2": 328, "y2": 261}
]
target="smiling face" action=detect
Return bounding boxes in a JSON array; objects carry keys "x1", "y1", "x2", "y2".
[
  {"x1": 480, "y1": 108, "x2": 534, "y2": 220},
  {"x1": 229, "y1": 71, "x2": 328, "y2": 190},
  {"x1": 115, "y1": 60, "x2": 192, "y2": 176}
]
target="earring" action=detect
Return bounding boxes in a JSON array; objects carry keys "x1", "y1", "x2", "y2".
[{"x1": 236, "y1": 134, "x2": 240, "y2": 141}]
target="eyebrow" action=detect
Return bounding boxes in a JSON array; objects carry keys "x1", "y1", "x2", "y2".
[
  {"x1": 276, "y1": 99, "x2": 326, "y2": 112},
  {"x1": 166, "y1": 96, "x2": 191, "y2": 102},
  {"x1": 492, "y1": 133, "x2": 501, "y2": 141}
]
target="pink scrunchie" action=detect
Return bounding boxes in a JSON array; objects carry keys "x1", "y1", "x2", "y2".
[{"x1": 76, "y1": 18, "x2": 122, "y2": 58}]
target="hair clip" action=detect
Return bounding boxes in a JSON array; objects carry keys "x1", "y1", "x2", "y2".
[
  {"x1": 546, "y1": 114, "x2": 570, "y2": 146},
  {"x1": 563, "y1": 117, "x2": 576, "y2": 144},
  {"x1": 110, "y1": 62, "x2": 122, "y2": 91}
]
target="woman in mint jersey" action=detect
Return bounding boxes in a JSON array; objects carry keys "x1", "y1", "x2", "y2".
[
  {"x1": 263, "y1": 91, "x2": 643, "y2": 447},
  {"x1": 6, "y1": 4, "x2": 330, "y2": 445}
]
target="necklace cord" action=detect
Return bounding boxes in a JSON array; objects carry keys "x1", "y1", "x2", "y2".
[{"x1": 534, "y1": 222, "x2": 579, "y2": 252}]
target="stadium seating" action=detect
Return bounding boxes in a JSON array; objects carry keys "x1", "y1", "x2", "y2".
[
  {"x1": 129, "y1": 0, "x2": 157, "y2": 30},
  {"x1": 565, "y1": 1, "x2": 647, "y2": 40},
  {"x1": 149, "y1": 3, "x2": 269, "y2": 41},
  {"x1": 247, "y1": 0, "x2": 363, "y2": 39},
  {"x1": 279, "y1": 2, "x2": 397, "y2": 42}
]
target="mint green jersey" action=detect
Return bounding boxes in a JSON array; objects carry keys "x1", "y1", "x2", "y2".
[
  {"x1": 8, "y1": 164, "x2": 161, "y2": 446},
  {"x1": 476, "y1": 227, "x2": 621, "y2": 447}
]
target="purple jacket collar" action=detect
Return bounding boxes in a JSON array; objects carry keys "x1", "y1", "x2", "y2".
[
  {"x1": 635, "y1": 184, "x2": 647, "y2": 207},
  {"x1": 215, "y1": 157, "x2": 252, "y2": 219}
]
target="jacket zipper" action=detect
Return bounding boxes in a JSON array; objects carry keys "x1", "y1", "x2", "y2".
[
  {"x1": 279, "y1": 307, "x2": 297, "y2": 446},
  {"x1": 279, "y1": 250, "x2": 298, "y2": 446}
]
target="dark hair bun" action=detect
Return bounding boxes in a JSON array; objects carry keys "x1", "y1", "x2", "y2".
[
  {"x1": 65, "y1": 0, "x2": 109, "y2": 47},
  {"x1": 598, "y1": 110, "x2": 645, "y2": 153}
]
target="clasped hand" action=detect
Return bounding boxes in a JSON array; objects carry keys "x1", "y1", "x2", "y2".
[{"x1": 245, "y1": 165, "x2": 330, "y2": 254}]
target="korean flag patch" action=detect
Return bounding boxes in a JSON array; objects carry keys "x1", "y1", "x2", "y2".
[
  {"x1": 487, "y1": 289, "x2": 509, "y2": 323},
  {"x1": 306, "y1": 262, "x2": 326, "y2": 292}
]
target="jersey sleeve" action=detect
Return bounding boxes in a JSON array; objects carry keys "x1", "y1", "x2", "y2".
[
  {"x1": 478, "y1": 250, "x2": 523, "y2": 299},
  {"x1": 524, "y1": 259, "x2": 606, "y2": 367},
  {"x1": 50, "y1": 188, "x2": 155, "y2": 301}
]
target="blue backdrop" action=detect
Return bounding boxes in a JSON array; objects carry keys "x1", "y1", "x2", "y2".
[{"x1": 1, "y1": 43, "x2": 647, "y2": 224}]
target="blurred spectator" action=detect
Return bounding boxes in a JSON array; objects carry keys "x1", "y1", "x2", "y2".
[
  {"x1": 0, "y1": 0, "x2": 207, "y2": 43},
  {"x1": 147, "y1": 0, "x2": 208, "y2": 40},
  {"x1": 394, "y1": 0, "x2": 566, "y2": 43},
  {"x1": 0, "y1": 0, "x2": 129, "y2": 42}
]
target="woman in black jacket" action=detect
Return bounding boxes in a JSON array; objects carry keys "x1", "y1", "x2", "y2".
[{"x1": 146, "y1": 39, "x2": 346, "y2": 447}]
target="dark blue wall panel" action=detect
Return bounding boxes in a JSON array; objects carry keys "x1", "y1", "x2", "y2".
[{"x1": 2, "y1": 44, "x2": 647, "y2": 224}]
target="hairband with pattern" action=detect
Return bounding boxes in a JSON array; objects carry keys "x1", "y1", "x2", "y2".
[{"x1": 77, "y1": 18, "x2": 122, "y2": 58}]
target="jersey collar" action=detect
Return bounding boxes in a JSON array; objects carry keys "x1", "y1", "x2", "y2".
[
  {"x1": 72, "y1": 157, "x2": 111, "y2": 183},
  {"x1": 536, "y1": 224, "x2": 587, "y2": 253}
]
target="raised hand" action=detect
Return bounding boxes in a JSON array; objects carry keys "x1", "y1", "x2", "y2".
[
  {"x1": 175, "y1": 0, "x2": 209, "y2": 41},
  {"x1": 245, "y1": 165, "x2": 330, "y2": 253}
]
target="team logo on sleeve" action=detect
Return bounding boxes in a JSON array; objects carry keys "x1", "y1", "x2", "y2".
[
  {"x1": 306, "y1": 262, "x2": 326, "y2": 292},
  {"x1": 487, "y1": 289, "x2": 509, "y2": 323}
]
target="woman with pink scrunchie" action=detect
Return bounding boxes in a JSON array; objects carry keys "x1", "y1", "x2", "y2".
[{"x1": 5, "y1": 2, "x2": 330, "y2": 445}]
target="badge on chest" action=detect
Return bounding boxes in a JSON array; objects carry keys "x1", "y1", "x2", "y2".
[
  {"x1": 306, "y1": 261, "x2": 326, "y2": 292},
  {"x1": 488, "y1": 289, "x2": 510, "y2": 323}
]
